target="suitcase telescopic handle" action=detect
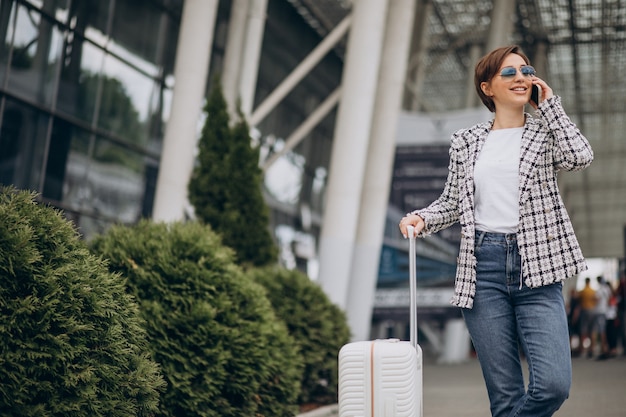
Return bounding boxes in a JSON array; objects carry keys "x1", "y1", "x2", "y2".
[{"x1": 407, "y1": 225, "x2": 418, "y2": 350}]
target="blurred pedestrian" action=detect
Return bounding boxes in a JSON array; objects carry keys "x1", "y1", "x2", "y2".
[
  {"x1": 605, "y1": 282, "x2": 619, "y2": 358},
  {"x1": 577, "y1": 277, "x2": 597, "y2": 358},
  {"x1": 616, "y1": 273, "x2": 626, "y2": 355},
  {"x1": 567, "y1": 288, "x2": 581, "y2": 356},
  {"x1": 594, "y1": 276, "x2": 611, "y2": 360}
]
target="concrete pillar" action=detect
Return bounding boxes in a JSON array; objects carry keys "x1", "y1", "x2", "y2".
[
  {"x1": 221, "y1": 0, "x2": 249, "y2": 118},
  {"x1": 438, "y1": 318, "x2": 471, "y2": 364},
  {"x1": 464, "y1": 44, "x2": 482, "y2": 108},
  {"x1": 486, "y1": 0, "x2": 516, "y2": 52},
  {"x1": 403, "y1": 0, "x2": 432, "y2": 112},
  {"x1": 532, "y1": 40, "x2": 549, "y2": 78},
  {"x1": 346, "y1": 0, "x2": 417, "y2": 342},
  {"x1": 238, "y1": 0, "x2": 268, "y2": 118},
  {"x1": 221, "y1": 0, "x2": 267, "y2": 120},
  {"x1": 317, "y1": 0, "x2": 389, "y2": 309},
  {"x1": 152, "y1": 0, "x2": 218, "y2": 222}
]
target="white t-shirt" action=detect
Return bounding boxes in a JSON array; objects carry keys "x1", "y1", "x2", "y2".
[{"x1": 474, "y1": 127, "x2": 523, "y2": 233}]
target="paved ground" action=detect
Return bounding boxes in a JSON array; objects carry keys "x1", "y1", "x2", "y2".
[
  {"x1": 423, "y1": 354, "x2": 626, "y2": 417},
  {"x1": 299, "y1": 353, "x2": 626, "y2": 417}
]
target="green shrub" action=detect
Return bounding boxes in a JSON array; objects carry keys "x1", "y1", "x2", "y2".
[
  {"x1": 90, "y1": 220, "x2": 302, "y2": 417},
  {"x1": 247, "y1": 267, "x2": 351, "y2": 405},
  {"x1": 0, "y1": 187, "x2": 165, "y2": 416}
]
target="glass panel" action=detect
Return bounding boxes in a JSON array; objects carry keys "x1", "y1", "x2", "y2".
[
  {"x1": 0, "y1": 0, "x2": 17, "y2": 86},
  {"x1": 98, "y1": 54, "x2": 156, "y2": 146},
  {"x1": 5, "y1": 3, "x2": 65, "y2": 108},
  {"x1": 87, "y1": 137, "x2": 145, "y2": 223},
  {"x1": 46, "y1": 121, "x2": 146, "y2": 223},
  {"x1": 24, "y1": 0, "x2": 71, "y2": 24},
  {"x1": 110, "y1": 0, "x2": 163, "y2": 68},
  {"x1": 44, "y1": 118, "x2": 90, "y2": 204},
  {"x1": 75, "y1": 213, "x2": 114, "y2": 241},
  {"x1": 67, "y1": 0, "x2": 111, "y2": 48},
  {"x1": 0, "y1": 96, "x2": 50, "y2": 190},
  {"x1": 56, "y1": 39, "x2": 105, "y2": 125}
]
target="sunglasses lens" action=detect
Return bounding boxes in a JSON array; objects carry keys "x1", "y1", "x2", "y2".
[
  {"x1": 500, "y1": 67, "x2": 517, "y2": 77},
  {"x1": 499, "y1": 66, "x2": 536, "y2": 78}
]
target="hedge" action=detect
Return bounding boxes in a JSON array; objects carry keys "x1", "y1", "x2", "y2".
[
  {"x1": 247, "y1": 266, "x2": 351, "y2": 405},
  {"x1": 0, "y1": 187, "x2": 165, "y2": 416},
  {"x1": 90, "y1": 220, "x2": 302, "y2": 416}
]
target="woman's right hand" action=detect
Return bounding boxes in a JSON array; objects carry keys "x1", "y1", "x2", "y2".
[{"x1": 399, "y1": 213, "x2": 425, "y2": 238}]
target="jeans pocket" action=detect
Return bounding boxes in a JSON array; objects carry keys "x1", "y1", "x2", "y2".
[{"x1": 474, "y1": 231, "x2": 487, "y2": 253}]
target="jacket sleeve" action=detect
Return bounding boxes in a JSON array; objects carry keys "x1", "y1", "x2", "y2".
[
  {"x1": 410, "y1": 131, "x2": 464, "y2": 236},
  {"x1": 537, "y1": 95, "x2": 594, "y2": 171}
]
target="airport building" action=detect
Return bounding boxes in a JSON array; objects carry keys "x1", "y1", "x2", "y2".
[{"x1": 2, "y1": 0, "x2": 625, "y2": 355}]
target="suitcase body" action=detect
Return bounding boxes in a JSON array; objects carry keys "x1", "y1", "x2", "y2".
[
  {"x1": 338, "y1": 339, "x2": 422, "y2": 417},
  {"x1": 338, "y1": 226, "x2": 423, "y2": 417}
]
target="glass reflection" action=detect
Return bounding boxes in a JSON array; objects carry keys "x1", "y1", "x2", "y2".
[
  {"x1": 67, "y1": 1, "x2": 111, "y2": 47},
  {"x1": 0, "y1": 97, "x2": 50, "y2": 190},
  {"x1": 0, "y1": 0, "x2": 177, "y2": 240},
  {"x1": 5, "y1": 3, "x2": 64, "y2": 107},
  {"x1": 45, "y1": 118, "x2": 90, "y2": 204},
  {"x1": 99, "y1": 53, "x2": 155, "y2": 145},
  {"x1": 0, "y1": 1, "x2": 16, "y2": 86},
  {"x1": 76, "y1": 213, "x2": 114, "y2": 241},
  {"x1": 111, "y1": 0, "x2": 163, "y2": 69},
  {"x1": 89, "y1": 138, "x2": 145, "y2": 223},
  {"x1": 53, "y1": 126, "x2": 145, "y2": 223},
  {"x1": 56, "y1": 38, "x2": 105, "y2": 124}
]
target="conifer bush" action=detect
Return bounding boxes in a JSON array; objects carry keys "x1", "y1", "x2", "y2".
[
  {"x1": 90, "y1": 220, "x2": 302, "y2": 417},
  {"x1": 0, "y1": 187, "x2": 165, "y2": 416},
  {"x1": 247, "y1": 266, "x2": 351, "y2": 405},
  {"x1": 188, "y1": 79, "x2": 277, "y2": 267}
]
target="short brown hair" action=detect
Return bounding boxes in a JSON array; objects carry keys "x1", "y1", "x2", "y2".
[{"x1": 474, "y1": 45, "x2": 531, "y2": 112}]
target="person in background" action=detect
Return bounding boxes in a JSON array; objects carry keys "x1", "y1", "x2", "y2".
[
  {"x1": 577, "y1": 277, "x2": 597, "y2": 358},
  {"x1": 567, "y1": 287, "x2": 581, "y2": 356},
  {"x1": 593, "y1": 276, "x2": 611, "y2": 360},
  {"x1": 604, "y1": 279, "x2": 619, "y2": 358},
  {"x1": 399, "y1": 45, "x2": 593, "y2": 417},
  {"x1": 617, "y1": 273, "x2": 626, "y2": 355}
]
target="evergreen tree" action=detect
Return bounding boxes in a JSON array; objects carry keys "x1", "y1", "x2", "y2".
[{"x1": 189, "y1": 80, "x2": 277, "y2": 267}]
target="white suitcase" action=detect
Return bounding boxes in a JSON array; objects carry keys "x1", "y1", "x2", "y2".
[{"x1": 338, "y1": 226, "x2": 423, "y2": 417}]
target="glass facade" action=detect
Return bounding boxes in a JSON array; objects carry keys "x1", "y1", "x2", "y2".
[
  {"x1": 0, "y1": 0, "x2": 181, "y2": 237},
  {"x1": 0, "y1": 0, "x2": 342, "y2": 272},
  {"x1": 251, "y1": 0, "x2": 343, "y2": 272}
]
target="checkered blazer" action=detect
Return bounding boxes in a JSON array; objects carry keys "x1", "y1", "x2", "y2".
[{"x1": 412, "y1": 96, "x2": 594, "y2": 309}]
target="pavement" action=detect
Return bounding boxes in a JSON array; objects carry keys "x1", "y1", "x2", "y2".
[
  {"x1": 422, "y1": 354, "x2": 626, "y2": 417},
  {"x1": 298, "y1": 353, "x2": 626, "y2": 417}
]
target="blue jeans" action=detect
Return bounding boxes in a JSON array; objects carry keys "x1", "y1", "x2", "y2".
[{"x1": 462, "y1": 231, "x2": 571, "y2": 417}]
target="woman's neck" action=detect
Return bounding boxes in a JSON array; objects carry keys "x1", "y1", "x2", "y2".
[{"x1": 492, "y1": 108, "x2": 525, "y2": 130}]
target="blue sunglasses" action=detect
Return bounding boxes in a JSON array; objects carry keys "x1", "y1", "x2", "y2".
[{"x1": 498, "y1": 65, "x2": 536, "y2": 78}]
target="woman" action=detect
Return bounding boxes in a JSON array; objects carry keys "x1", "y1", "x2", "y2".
[{"x1": 399, "y1": 45, "x2": 593, "y2": 417}]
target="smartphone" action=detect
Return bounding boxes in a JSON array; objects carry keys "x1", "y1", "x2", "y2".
[{"x1": 530, "y1": 84, "x2": 541, "y2": 106}]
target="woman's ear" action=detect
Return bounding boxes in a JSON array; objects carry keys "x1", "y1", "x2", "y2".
[{"x1": 481, "y1": 81, "x2": 493, "y2": 97}]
